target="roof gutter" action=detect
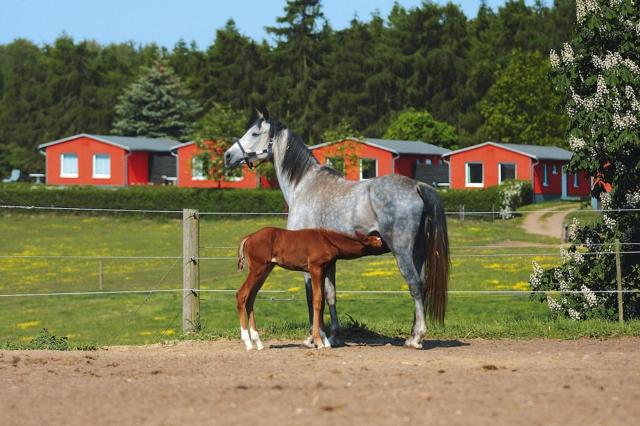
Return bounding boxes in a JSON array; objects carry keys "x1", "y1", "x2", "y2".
[{"x1": 391, "y1": 151, "x2": 399, "y2": 174}]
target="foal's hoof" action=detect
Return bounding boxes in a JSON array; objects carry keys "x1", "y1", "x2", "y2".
[
  {"x1": 404, "y1": 338, "x2": 423, "y2": 349},
  {"x1": 302, "y1": 335, "x2": 315, "y2": 348}
]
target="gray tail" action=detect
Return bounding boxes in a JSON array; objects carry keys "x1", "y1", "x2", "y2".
[
  {"x1": 237, "y1": 237, "x2": 248, "y2": 271},
  {"x1": 417, "y1": 183, "x2": 450, "y2": 325}
]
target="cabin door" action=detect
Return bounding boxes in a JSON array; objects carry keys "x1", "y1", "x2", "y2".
[{"x1": 561, "y1": 166, "x2": 568, "y2": 200}]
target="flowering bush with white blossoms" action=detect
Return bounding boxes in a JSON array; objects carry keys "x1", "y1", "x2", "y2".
[
  {"x1": 532, "y1": 0, "x2": 640, "y2": 320},
  {"x1": 498, "y1": 179, "x2": 533, "y2": 219}
]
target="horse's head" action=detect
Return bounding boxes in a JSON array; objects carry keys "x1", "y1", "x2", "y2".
[{"x1": 224, "y1": 109, "x2": 283, "y2": 169}]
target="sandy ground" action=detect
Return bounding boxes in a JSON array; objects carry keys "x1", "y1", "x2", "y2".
[
  {"x1": 522, "y1": 205, "x2": 578, "y2": 240},
  {"x1": 1, "y1": 338, "x2": 639, "y2": 426}
]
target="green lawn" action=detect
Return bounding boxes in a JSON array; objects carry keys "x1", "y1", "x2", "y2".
[{"x1": 1, "y1": 212, "x2": 638, "y2": 347}]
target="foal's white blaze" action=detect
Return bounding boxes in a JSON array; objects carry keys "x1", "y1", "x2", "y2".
[
  {"x1": 240, "y1": 327, "x2": 253, "y2": 350},
  {"x1": 250, "y1": 328, "x2": 264, "y2": 350}
]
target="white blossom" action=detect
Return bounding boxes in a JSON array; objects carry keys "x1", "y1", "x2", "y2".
[
  {"x1": 568, "y1": 308, "x2": 582, "y2": 320},
  {"x1": 561, "y1": 43, "x2": 575, "y2": 64},
  {"x1": 547, "y1": 296, "x2": 562, "y2": 313},
  {"x1": 625, "y1": 190, "x2": 640, "y2": 207},
  {"x1": 550, "y1": 50, "x2": 561, "y2": 68},
  {"x1": 568, "y1": 217, "x2": 580, "y2": 240},
  {"x1": 576, "y1": 0, "x2": 600, "y2": 23},
  {"x1": 593, "y1": 51, "x2": 640, "y2": 75},
  {"x1": 581, "y1": 285, "x2": 598, "y2": 308},
  {"x1": 530, "y1": 261, "x2": 544, "y2": 290},
  {"x1": 568, "y1": 135, "x2": 586, "y2": 151},
  {"x1": 613, "y1": 112, "x2": 638, "y2": 130}
]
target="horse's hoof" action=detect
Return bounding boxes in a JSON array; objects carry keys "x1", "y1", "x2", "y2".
[
  {"x1": 327, "y1": 335, "x2": 341, "y2": 347},
  {"x1": 404, "y1": 339, "x2": 423, "y2": 349},
  {"x1": 256, "y1": 343, "x2": 264, "y2": 350}
]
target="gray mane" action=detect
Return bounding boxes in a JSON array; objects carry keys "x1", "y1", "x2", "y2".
[{"x1": 279, "y1": 127, "x2": 320, "y2": 185}]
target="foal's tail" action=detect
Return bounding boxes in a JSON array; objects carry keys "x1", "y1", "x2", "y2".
[
  {"x1": 237, "y1": 236, "x2": 249, "y2": 271},
  {"x1": 417, "y1": 183, "x2": 450, "y2": 325}
]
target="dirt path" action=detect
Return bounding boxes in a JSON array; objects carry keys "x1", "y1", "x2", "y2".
[
  {"x1": 2, "y1": 338, "x2": 639, "y2": 426},
  {"x1": 522, "y1": 204, "x2": 579, "y2": 240}
]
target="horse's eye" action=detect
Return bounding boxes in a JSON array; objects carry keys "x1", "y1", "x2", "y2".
[{"x1": 251, "y1": 132, "x2": 260, "y2": 137}]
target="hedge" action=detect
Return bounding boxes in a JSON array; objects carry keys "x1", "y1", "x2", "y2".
[
  {"x1": 0, "y1": 180, "x2": 532, "y2": 217},
  {"x1": 0, "y1": 184, "x2": 287, "y2": 214}
]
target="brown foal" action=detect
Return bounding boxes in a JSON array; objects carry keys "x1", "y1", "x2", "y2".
[{"x1": 236, "y1": 227, "x2": 384, "y2": 350}]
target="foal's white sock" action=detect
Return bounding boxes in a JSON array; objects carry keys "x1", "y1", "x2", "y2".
[
  {"x1": 250, "y1": 328, "x2": 264, "y2": 350},
  {"x1": 240, "y1": 328, "x2": 253, "y2": 350}
]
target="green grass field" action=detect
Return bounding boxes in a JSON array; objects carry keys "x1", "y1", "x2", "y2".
[{"x1": 1, "y1": 208, "x2": 638, "y2": 347}]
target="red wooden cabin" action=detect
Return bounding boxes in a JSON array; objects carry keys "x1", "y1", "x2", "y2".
[
  {"x1": 171, "y1": 141, "x2": 276, "y2": 189},
  {"x1": 38, "y1": 134, "x2": 178, "y2": 186},
  {"x1": 309, "y1": 138, "x2": 450, "y2": 183},
  {"x1": 442, "y1": 142, "x2": 591, "y2": 202}
]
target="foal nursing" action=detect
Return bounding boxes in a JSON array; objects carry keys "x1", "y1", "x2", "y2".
[{"x1": 236, "y1": 227, "x2": 384, "y2": 350}]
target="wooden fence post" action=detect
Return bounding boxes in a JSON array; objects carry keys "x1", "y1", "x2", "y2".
[
  {"x1": 183, "y1": 209, "x2": 200, "y2": 333},
  {"x1": 615, "y1": 238, "x2": 624, "y2": 323}
]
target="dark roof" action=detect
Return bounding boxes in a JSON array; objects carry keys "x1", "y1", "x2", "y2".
[
  {"x1": 310, "y1": 138, "x2": 450, "y2": 156},
  {"x1": 442, "y1": 142, "x2": 572, "y2": 161},
  {"x1": 497, "y1": 143, "x2": 572, "y2": 161},
  {"x1": 38, "y1": 134, "x2": 182, "y2": 153},
  {"x1": 364, "y1": 138, "x2": 451, "y2": 155}
]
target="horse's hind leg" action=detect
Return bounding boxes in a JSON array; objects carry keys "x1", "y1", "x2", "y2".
[
  {"x1": 396, "y1": 251, "x2": 427, "y2": 349},
  {"x1": 246, "y1": 264, "x2": 273, "y2": 350}
]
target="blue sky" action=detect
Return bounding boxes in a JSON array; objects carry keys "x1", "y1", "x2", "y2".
[{"x1": 1, "y1": 0, "x2": 533, "y2": 48}]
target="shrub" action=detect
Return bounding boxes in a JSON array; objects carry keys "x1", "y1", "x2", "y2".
[
  {"x1": 0, "y1": 184, "x2": 287, "y2": 215},
  {"x1": 438, "y1": 181, "x2": 532, "y2": 218}
]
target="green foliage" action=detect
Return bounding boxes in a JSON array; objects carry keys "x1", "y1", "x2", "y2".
[
  {"x1": 0, "y1": 143, "x2": 42, "y2": 176},
  {"x1": 498, "y1": 179, "x2": 534, "y2": 218},
  {"x1": 0, "y1": 1, "x2": 580, "y2": 157},
  {"x1": 0, "y1": 184, "x2": 287, "y2": 214},
  {"x1": 439, "y1": 180, "x2": 533, "y2": 215},
  {"x1": 479, "y1": 50, "x2": 568, "y2": 146},
  {"x1": 192, "y1": 103, "x2": 249, "y2": 183},
  {"x1": 112, "y1": 61, "x2": 201, "y2": 141},
  {"x1": 384, "y1": 109, "x2": 458, "y2": 149},
  {"x1": 531, "y1": 0, "x2": 640, "y2": 320},
  {"x1": 321, "y1": 118, "x2": 363, "y2": 142},
  {"x1": 3, "y1": 328, "x2": 96, "y2": 350}
]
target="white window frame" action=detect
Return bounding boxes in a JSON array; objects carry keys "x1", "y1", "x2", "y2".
[
  {"x1": 359, "y1": 158, "x2": 378, "y2": 180},
  {"x1": 573, "y1": 172, "x2": 579, "y2": 188},
  {"x1": 552, "y1": 164, "x2": 558, "y2": 175},
  {"x1": 542, "y1": 164, "x2": 549, "y2": 187},
  {"x1": 498, "y1": 162, "x2": 516, "y2": 184},
  {"x1": 224, "y1": 167, "x2": 244, "y2": 182},
  {"x1": 191, "y1": 156, "x2": 206, "y2": 181},
  {"x1": 465, "y1": 162, "x2": 484, "y2": 187},
  {"x1": 60, "y1": 153, "x2": 78, "y2": 178},
  {"x1": 92, "y1": 154, "x2": 111, "y2": 179},
  {"x1": 424, "y1": 158, "x2": 432, "y2": 165}
]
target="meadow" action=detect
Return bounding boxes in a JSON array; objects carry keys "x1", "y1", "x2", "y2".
[{"x1": 1, "y1": 208, "x2": 638, "y2": 347}]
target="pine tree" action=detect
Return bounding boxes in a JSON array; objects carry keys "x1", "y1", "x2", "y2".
[{"x1": 112, "y1": 61, "x2": 200, "y2": 141}]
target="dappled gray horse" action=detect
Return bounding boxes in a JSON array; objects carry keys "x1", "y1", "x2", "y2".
[{"x1": 224, "y1": 111, "x2": 449, "y2": 349}]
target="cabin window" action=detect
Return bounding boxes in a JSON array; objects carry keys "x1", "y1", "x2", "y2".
[
  {"x1": 542, "y1": 164, "x2": 549, "y2": 186},
  {"x1": 92, "y1": 154, "x2": 111, "y2": 179},
  {"x1": 60, "y1": 153, "x2": 78, "y2": 178},
  {"x1": 573, "y1": 173, "x2": 579, "y2": 188},
  {"x1": 499, "y1": 163, "x2": 516, "y2": 183},
  {"x1": 191, "y1": 156, "x2": 206, "y2": 180},
  {"x1": 425, "y1": 158, "x2": 432, "y2": 165},
  {"x1": 326, "y1": 157, "x2": 345, "y2": 175},
  {"x1": 465, "y1": 162, "x2": 483, "y2": 187},
  {"x1": 552, "y1": 164, "x2": 558, "y2": 175},
  {"x1": 224, "y1": 167, "x2": 243, "y2": 181},
  {"x1": 360, "y1": 158, "x2": 377, "y2": 180}
]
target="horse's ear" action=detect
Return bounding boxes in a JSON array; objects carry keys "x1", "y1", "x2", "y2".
[
  {"x1": 262, "y1": 107, "x2": 270, "y2": 121},
  {"x1": 256, "y1": 109, "x2": 263, "y2": 119},
  {"x1": 354, "y1": 230, "x2": 366, "y2": 240}
]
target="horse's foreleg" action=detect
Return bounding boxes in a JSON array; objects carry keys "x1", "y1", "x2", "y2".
[
  {"x1": 309, "y1": 265, "x2": 328, "y2": 349},
  {"x1": 302, "y1": 272, "x2": 315, "y2": 348},
  {"x1": 246, "y1": 264, "x2": 273, "y2": 351},
  {"x1": 323, "y1": 262, "x2": 341, "y2": 346}
]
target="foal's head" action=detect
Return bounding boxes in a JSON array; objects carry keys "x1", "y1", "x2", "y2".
[{"x1": 355, "y1": 231, "x2": 384, "y2": 249}]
